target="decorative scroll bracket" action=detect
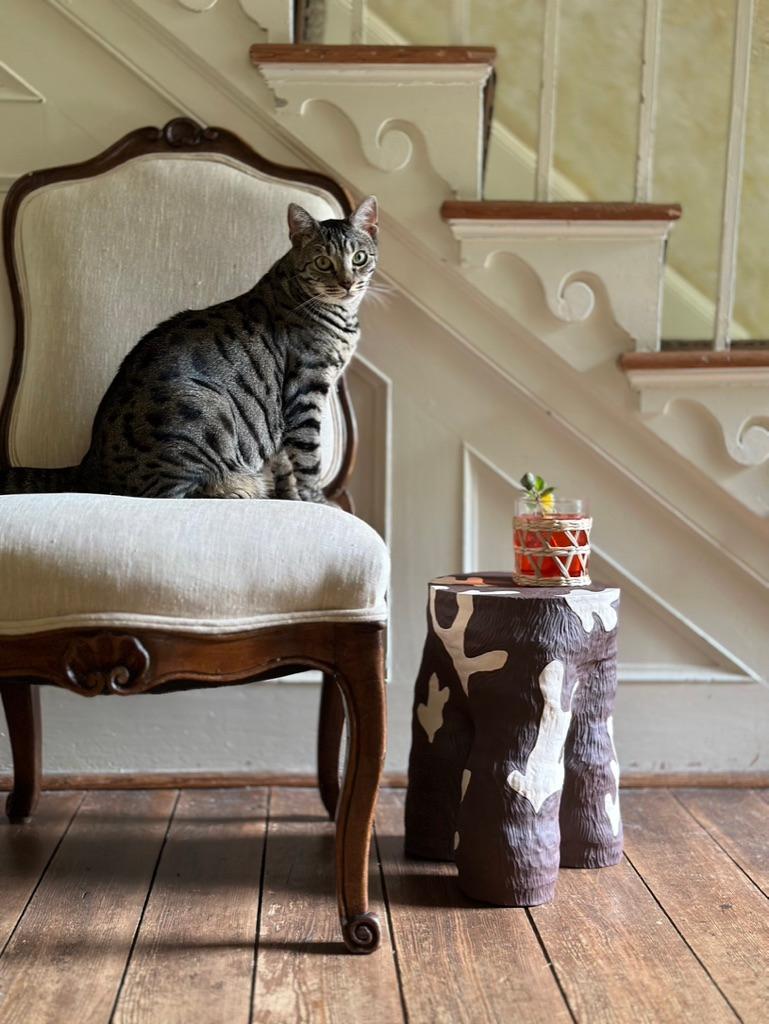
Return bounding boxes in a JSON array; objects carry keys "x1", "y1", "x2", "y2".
[
  {"x1": 250, "y1": 49, "x2": 494, "y2": 198},
  {"x1": 624, "y1": 364, "x2": 769, "y2": 469},
  {"x1": 443, "y1": 214, "x2": 679, "y2": 369}
]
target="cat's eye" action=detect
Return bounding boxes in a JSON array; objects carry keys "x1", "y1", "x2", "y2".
[
  {"x1": 352, "y1": 251, "x2": 368, "y2": 266},
  {"x1": 314, "y1": 255, "x2": 333, "y2": 271}
]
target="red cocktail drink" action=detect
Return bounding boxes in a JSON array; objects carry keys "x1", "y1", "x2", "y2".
[{"x1": 513, "y1": 498, "x2": 591, "y2": 586}]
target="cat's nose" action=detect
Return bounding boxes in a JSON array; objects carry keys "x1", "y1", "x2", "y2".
[{"x1": 339, "y1": 278, "x2": 353, "y2": 292}]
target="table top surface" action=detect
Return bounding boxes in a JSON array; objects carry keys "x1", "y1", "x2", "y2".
[{"x1": 430, "y1": 573, "x2": 619, "y2": 600}]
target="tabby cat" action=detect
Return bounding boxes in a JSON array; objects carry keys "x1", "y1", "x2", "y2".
[{"x1": 0, "y1": 196, "x2": 378, "y2": 501}]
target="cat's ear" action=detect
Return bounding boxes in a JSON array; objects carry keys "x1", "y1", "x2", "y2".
[
  {"x1": 350, "y1": 195, "x2": 378, "y2": 239},
  {"x1": 287, "y1": 203, "x2": 319, "y2": 243}
]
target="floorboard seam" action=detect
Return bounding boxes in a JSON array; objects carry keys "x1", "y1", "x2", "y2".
[
  {"x1": 525, "y1": 908, "x2": 578, "y2": 1023},
  {"x1": 621, "y1": 851, "x2": 744, "y2": 1022},
  {"x1": 671, "y1": 792, "x2": 769, "y2": 901},
  {"x1": 248, "y1": 785, "x2": 271, "y2": 1024},
  {"x1": 106, "y1": 789, "x2": 182, "y2": 1024},
  {"x1": 0, "y1": 791, "x2": 86, "y2": 962},
  {"x1": 373, "y1": 824, "x2": 410, "y2": 1024}
]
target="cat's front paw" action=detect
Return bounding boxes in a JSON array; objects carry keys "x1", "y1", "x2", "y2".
[{"x1": 299, "y1": 487, "x2": 329, "y2": 504}]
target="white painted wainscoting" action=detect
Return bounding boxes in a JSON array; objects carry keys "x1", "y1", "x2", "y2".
[{"x1": 0, "y1": 0, "x2": 767, "y2": 779}]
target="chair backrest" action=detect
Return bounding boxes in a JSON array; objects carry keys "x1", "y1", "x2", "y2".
[{"x1": 1, "y1": 118, "x2": 356, "y2": 502}]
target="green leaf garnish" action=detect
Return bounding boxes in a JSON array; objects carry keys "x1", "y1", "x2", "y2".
[{"x1": 520, "y1": 471, "x2": 557, "y2": 502}]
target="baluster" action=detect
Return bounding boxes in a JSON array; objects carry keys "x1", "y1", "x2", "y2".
[
  {"x1": 350, "y1": 0, "x2": 365, "y2": 45},
  {"x1": 450, "y1": 0, "x2": 469, "y2": 45},
  {"x1": 714, "y1": 0, "x2": 754, "y2": 350},
  {"x1": 536, "y1": 0, "x2": 560, "y2": 201},
  {"x1": 634, "y1": 0, "x2": 662, "y2": 203}
]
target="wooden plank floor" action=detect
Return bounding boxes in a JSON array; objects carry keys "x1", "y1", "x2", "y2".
[{"x1": 0, "y1": 787, "x2": 766, "y2": 1024}]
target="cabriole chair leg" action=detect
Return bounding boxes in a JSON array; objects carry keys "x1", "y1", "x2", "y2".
[
  {"x1": 1, "y1": 682, "x2": 42, "y2": 823},
  {"x1": 318, "y1": 672, "x2": 345, "y2": 820},
  {"x1": 333, "y1": 626, "x2": 387, "y2": 954}
]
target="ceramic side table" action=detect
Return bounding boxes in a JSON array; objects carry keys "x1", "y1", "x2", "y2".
[{"x1": 404, "y1": 573, "x2": 622, "y2": 907}]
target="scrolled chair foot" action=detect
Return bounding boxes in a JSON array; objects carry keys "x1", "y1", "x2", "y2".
[
  {"x1": 5, "y1": 790, "x2": 35, "y2": 824},
  {"x1": 341, "y1": 912, "x2": 382, "y2": 955}
]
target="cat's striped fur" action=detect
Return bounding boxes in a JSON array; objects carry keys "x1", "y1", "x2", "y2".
[{"x1": 0, "y1": 197, "x2": 378, "y2": 500}]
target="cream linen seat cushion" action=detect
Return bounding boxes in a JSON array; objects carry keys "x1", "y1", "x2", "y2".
[{"x1": 0, "y1": 494, "x2": 389, "y2": 635}]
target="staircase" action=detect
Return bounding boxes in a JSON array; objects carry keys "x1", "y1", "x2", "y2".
[{"x1": 1, "y1": 0, "x2": 767, "y2": 778}]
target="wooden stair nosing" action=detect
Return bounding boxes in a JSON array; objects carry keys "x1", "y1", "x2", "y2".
[
  {"x1": 249, "y1": 44, "x2": 496, "y2": 67},
  {"x1": 620, "y1": 350, "x2": 769, "y2": 371},
  {"x1": 442, "y1": 200, "x2": 682, "y2": 222}
]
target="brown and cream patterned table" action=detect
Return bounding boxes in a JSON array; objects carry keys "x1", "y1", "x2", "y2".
[{"x1": 405, "y1": 573, "x2": 622, "y2": 906}]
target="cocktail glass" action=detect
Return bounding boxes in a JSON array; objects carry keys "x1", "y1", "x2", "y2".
[{"x1": 513, "y1": 497, "x2": 592, "y2": 586}]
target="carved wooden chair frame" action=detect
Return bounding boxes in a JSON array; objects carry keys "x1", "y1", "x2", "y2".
[{"x1": 0, "y1": 119, "x2": 384, "y2": 955}]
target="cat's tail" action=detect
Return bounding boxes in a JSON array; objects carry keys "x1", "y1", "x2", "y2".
[{"x1": 0, "y1": 465, "x2": 82, "y2": 495}]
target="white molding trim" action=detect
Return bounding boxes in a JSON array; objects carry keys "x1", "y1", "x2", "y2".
[
  {"x1": 461, "y1": 443, "x2": 762, "y2": 684},
  {"x1": 0, "y1": 61, "x2": 45, "y2": 103},
  {"x1": 626, "y1": 366, "x2": 769, "y2": 388},
  {"x1": 255, "y1": 64, "x2": 493, "y2": 86},
  {"x1": 349, "y1": 351, "x2": 393, "y2": 548},
  {"x1": 626, "y1": 367, "x2": 769, "y2": 468},
  {"x1": 448, "y1": 218, "x2": 678, "y2": 242},
  {"x1": 461, "y1": 444, "x2": 480, "y2": 573},
  {"x1": 347, "y1": 352, "x2": 393, "y2": 683}
]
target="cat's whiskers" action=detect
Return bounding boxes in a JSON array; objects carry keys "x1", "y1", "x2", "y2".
[
  {"x1": 290, "y1": 292, "x2": 324, "y2": 314},
  {"x1": 361, "y1": 281, "x2": 395, "y2": 307}
]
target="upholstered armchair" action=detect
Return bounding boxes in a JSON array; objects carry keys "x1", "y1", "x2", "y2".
[{"x1": 0, "y1": 119, "x2": 389, "y2": 954}]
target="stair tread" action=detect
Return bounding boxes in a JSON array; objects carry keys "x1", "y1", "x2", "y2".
[
  {"x1": 249, "y1": 44, "x2": 496, "y2": 66},
  {"x1": 442, "y1": 200, "x2": 681, "y2": 222}
]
